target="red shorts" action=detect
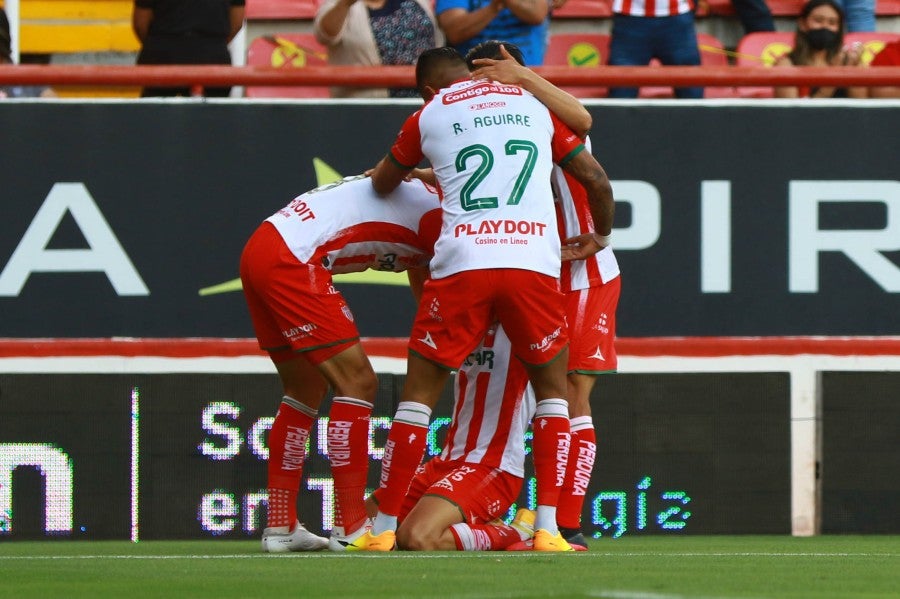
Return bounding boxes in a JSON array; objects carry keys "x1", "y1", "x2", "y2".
[
  {"x1": 566, "y1": 276, "x2": 620, "y2": 373},
  {"x1": 398, "y1": 458, "x2": 523, "y2": 524},
  {"x1": 409, "y1": 269, "x2": 568, "y2": 369},
  {"x1": 239, "y1": 222, "x2": 359, "y2": 364}
]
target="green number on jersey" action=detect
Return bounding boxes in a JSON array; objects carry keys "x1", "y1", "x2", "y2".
[{"x1": 456, "y1": 140, "x2": 539, "y2": 211}]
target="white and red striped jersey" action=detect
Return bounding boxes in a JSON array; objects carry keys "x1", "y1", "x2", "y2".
[
  {"x1": 388, "y1": 79, "x2": 586, "y2": 280},
  {"x1": 552, "y1": 136, "x2": 620, "y2": 293},
  {"x1": 441, "y1": 324, "x2": 535, "y2": 477},
  {"x1": 265, "y1": 175, "x2": 440, "y2": 274},
  {"x1": 612, "y1": 0, "x2": 694, "y2": 17}
]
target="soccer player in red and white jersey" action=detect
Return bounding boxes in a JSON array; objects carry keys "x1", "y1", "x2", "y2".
[
  {"x1": 552, "y1": 148, "x2": 621, "y2": 548},
  {"x1": 468, "y1": 41, "x2": 621, "y2": 549},
  {"x1": 239, "y1": 175, "x2": 441, "y2": 552},
  {"x1": 365, "y1": 46, "x2": 615, "y2": 552},
  {"x1": 368, "y1": 323, "x2": 537, "y2": 551}
]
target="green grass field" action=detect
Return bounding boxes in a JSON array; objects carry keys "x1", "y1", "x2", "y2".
[{"x1": 1, "y1": 536, "x2": 897, "y2": 598}]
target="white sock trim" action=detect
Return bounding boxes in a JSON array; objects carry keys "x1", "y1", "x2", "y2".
[
  {"x1": 281, "y1": 396, "x2": 318, "y2": 418},
  {"x1": 569, "y1": 415, "x2": 594, "y2": 432},
  {"x1": 535, "y1": 398, "x2": 569, "y2": 419},
  {"x1": 394, "y1": 401, "x2": 432, "y2": 427},
  {"x1": 332, "y1": 396, "x2": 374, "y2": 410}
]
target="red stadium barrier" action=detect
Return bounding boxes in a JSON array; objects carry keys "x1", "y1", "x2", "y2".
[
  {"x1": 1, "y1": 337, "x2": 898, "y2": 358},
  {"x1": 1, "y1": 64, "x2": 899, "y2": 93}
]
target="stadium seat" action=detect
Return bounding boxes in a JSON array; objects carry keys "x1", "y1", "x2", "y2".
[
  {"x1": 245, "y1": 34, "x2": 331, "y2": 98},
  {"x1": 734, "y1": 31, "x2": 793, "y2": 66},
  {"x1": 551, "y1": 0, "x2": 613, "y2": 18},
  {"x1": 876, "y1": 0, "x2": 900, "y2": 15},
  {"x1": 734, "y1": 31, "x2": 793, "y2": 98},
  {"x1": 845, "y1": 32, "x2": 900, "y2": 65},
  {"x1": 637, "y1": 33, "x2": 737, "y2": 99},
  {"x1": 15, "y1": 0, "x2": 139, "y2": 54},
  {"x1": 762, "y1": 0, "x2": 806, "y2": 15},
  {"x1": 245, "y1": 0, "x2": 320, "y2": 20},
  {"x1": 544, "y1": 33, "x2": 611, "y2": 98},
  {"x1": 699, "y1": 0, "x2": 805, "y2": 17}
]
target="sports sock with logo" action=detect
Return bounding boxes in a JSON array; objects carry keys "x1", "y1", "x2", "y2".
[
  {"x1": 557, "y1": 416, "x2": 596, "y2": 530},
  {"x1": 531, "y1": 398, "x2": 571, "y2": 534},
  {"x1": 266, "y1": 396, "x2": 317, "y2": 529},
  {"x1": 372, "y1": 401, "x2": 431, "y2": 531},
  {"x1": 328, "y1": 396, "x2": 374, "y2": 535},
  {"x1": 449, "y1": 522, "x2": 524, "y2": 551}
]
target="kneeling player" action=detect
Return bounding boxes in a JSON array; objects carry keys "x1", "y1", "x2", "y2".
[{"x1": 369, "y1": 324, "x2": 544, "y2": 551}]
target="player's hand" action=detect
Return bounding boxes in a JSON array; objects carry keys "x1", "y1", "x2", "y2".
[
  {"x1": 405, "y1": 167, "x2": 436, "y2": 185},
  {"x1": 561, "y1": 232, "x2": 609, "y2": 261},
  {"x1": 470, "y1": 44, "x2": 529, "y2": 85}
]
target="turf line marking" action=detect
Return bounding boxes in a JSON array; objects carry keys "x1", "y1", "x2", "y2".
[
  {"x1": 591, "y1": 592, "x2": 757, "y2": 599},
  {"x1": 592, "y1": 592, "x2": 696, "y2": 599}
]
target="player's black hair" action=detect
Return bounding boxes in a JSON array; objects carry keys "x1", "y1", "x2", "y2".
[
  {"x1": 415, "y1": 46, "x2": 468, "y2": 96},
  {"x1": 465, "y1": 41, "x2": 526, "y2": 69}
]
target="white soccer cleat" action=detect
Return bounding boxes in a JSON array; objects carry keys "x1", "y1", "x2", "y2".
[
  {"x1": 328, "y1": 519, "x2": 374, "y2": 552},
  {"x1": 261, "y1": 521, "x2": 329, "y2": 553}
]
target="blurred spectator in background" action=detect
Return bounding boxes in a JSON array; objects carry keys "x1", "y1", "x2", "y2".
[
  {"x1": 436, "y1": 0, "x2": 550, "y2": 66},
  {"x1": 833, "y1": 0, "x2": 875, "y2": 32},
  {"x1": 868, "y1": 39, "x2": 900, "y2": 98},
  {"x1": 695, "y1": 0, "x2": 774, "y2": 34},
  {"x1": 314, "y1": 0, "x2": 443, "y2": 98},
  {"x1": 0, "y1": 8, "x2": 55, "y2": 98},
  {"x1": 773, "y1": 0, "x2": 867, "y2": 98},
  {"x1": 132, "y1": 0, "x2": 245, "y2": 98},
  {"x1": 607, "y1": 0, "x2": 703, "y2": 99},
  {"x1": 730, "y1": 0, "x2": 776, "y2": 33}
]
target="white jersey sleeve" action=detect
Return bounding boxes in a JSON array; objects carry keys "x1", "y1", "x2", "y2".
[{"x1": 265, "y1": 176, "x2": 439, "y2": 274}]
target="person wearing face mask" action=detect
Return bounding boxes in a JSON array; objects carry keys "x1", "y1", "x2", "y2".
[{"x1": 773, "y1": 0, "x2": 867, "y2": 99}]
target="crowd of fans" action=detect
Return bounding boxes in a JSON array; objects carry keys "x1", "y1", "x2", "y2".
[{"x1": 0, "y1": 0, "x2": 897, "y2": 99}]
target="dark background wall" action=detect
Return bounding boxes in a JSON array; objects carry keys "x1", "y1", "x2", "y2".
[{"x1": 1, "y1": 102, "x2": 898, "y2": 338}]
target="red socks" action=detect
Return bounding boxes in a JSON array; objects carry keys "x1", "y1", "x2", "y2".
[
  {"x1": 557, "y1": 416, "x2": 596, "y2": 530},
  {"x1": 375, "y1": 401, "x2": 432, "y2": 518},
  {"x1": 266, "y1": 396, "x2": 317, "y2": 528},
  {"x1": 532, "y1": 399, "x2": 571, "y2": 509},
  {"x1": 327, "y1": 397, "x2": 374, "y2": 533}
]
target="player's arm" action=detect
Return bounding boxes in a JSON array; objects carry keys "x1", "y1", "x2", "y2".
[
  {"x1": 407, "y1": 267, "x2": 430, "y2": 303},
  {"x1": 372, "y1": 113, "x2": 424, "y2": 195},
  {"x1": 470, "y1": 45, "x2": 590, "y2": 138},
  {"x1": 371, "y1": 155, "x2": 414, "y2": 195},
  {"x1": 407, "y1": 168, "x2": 437, "y2": 186},
  {"x1": 559, "y1": 150, "x2": 614, "y2": 261}
]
